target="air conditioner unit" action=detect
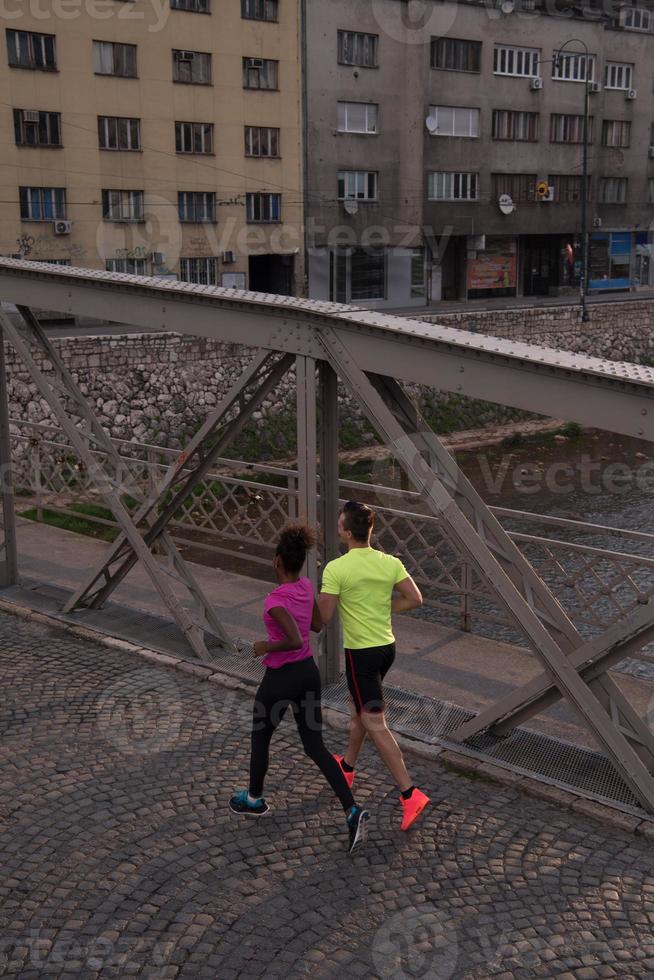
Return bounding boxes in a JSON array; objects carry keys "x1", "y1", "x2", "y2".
[
  {"x1": 53, "y1": 220, "x2": 72, "y2": 235},
  {"x1": 593, "y1": 216, "x2": 602, "y2": 228},
  {"x1": 22, "y1": 110, "x2": 40, "y2": 123},
  {"x1": 176, "y1": 50, "x2": 196, "y2": 60},
  {"x1": 649, "y1": 146, "x2": 654, "y2": 158},
  {"x1": 626, "y1": 88, "x2": 638, "y2": 100},
  {"x1": 588, "y1": 81, "x2": 601, "y2": 93},
  {"x1": 530, "y1": 77, "x2": 544, "y2": 90},
  {"x1": 246, "y1": 58, "x2": 265, "y2": 69},
  {"x1": 150, "y1": 251, "x2": 164, "y2": 265},
  {"x1": 222, "y1": 250, "x2": 236, "y2": 264}
]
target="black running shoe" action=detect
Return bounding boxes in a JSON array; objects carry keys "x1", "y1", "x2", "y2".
[
  {"x1": 229, "y1": 789, "x2": 270, "y2": 816},
  {"x1": 346, "y1": 805, "x2": 370, "y2": 854}
]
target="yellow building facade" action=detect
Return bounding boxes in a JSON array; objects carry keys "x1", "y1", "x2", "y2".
[{"x1": 0, "y1": 0, "x2": 304, "y2": 295}]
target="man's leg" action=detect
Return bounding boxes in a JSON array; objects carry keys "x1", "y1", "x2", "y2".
[
  {"x1": 344, "y1": 699, "x2": 367, "y2": 768},
  {"x1": 358, "y1": 709, "x2": 412, "y2": 792}
]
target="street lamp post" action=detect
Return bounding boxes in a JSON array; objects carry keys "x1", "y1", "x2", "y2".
[{"x1": 553, "y1": 38, "x2": 591, "y2": 322}]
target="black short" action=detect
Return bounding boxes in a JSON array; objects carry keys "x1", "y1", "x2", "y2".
[{"x1": 345, "y1": 643, "x2": 396, "y2": 714}]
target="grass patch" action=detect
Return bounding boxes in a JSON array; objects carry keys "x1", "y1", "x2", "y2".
[
  {"x1": 559, "y1": 421, "x2": 583, "y2": 438},
  {"x1": 20, "y1": 505, "x2": 119, "y2": 542}
]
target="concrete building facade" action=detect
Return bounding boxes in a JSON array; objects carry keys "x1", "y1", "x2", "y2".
[
  {"x1": 304, "y1": 0, "x2": 654, "y2": 307},
  {"x1": 0, "y1": 0, "x2": 304, "y2": 294}
]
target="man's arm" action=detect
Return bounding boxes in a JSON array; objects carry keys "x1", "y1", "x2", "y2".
[
  {"x1": 310, "y1": 599, "x2": 323, "y2": 633},
  {"x1": 392, "y1": 576, "x2": 423, "y2": 614},
  {"x1": 318, "y1": 593, "x2": 339, "y2": 625}
]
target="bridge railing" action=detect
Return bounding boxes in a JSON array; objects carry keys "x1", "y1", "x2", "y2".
[{"x1": 10, "y1": 419, "x2": 654, "y2": 664}]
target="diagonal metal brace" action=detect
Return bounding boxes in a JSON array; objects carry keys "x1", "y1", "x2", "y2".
[
  {"x1": 65, "y1": 350, "x2": 293, "y2": 612},
  {"x1": 319, "y1": 325, "x2": 654, "y2": 811}
]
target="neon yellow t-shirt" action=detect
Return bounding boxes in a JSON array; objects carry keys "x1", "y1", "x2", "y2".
[{"x1": 320, "y1": 547, "x2": 408, "y2": 649}]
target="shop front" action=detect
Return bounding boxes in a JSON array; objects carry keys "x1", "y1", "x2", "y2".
[
  {"x1": 466, "y1": 237, "x2": 517, "y2": 300},
  {"x1": 588, "y1": 231, "x2": 649, "y2": 292}
]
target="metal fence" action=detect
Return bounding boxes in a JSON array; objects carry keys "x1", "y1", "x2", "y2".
[{"x1": 10, "y1": 418, "x2": 654, "y2": 663}]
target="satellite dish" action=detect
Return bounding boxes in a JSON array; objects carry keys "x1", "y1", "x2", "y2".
[
  {"x1": 501, "y1": 0, "x2": 515, "y2": 11},
  {"x1": 498, "y1": 194, "x2": 515, "y2": 215},
  {"x1": 425, "y1": 116, "x2": 438, "y2": 135},
  {"x1": 343, "y1": 199, "x2": 359, "y2": 215}
]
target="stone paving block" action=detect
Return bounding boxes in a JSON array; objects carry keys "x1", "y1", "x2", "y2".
[{"x1": 4, "y1": 610, "x2": 654, "y2": 980}]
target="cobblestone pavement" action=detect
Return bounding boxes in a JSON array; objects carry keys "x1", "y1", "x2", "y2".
[{"x1": 2, "y1": 613, "x2": 654, "y2": 980}]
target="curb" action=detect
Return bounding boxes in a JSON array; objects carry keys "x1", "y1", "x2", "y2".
[{"x1": 3, "y1": 595, "x2": 654, "y2": 838}]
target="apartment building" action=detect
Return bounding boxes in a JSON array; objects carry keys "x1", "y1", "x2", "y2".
[
  {"x1": 305, "y1": 0, "x2": 654, "y2": 306},
  {"x1": 0, "y1": 0, "x2": 303, "y2": 295}
]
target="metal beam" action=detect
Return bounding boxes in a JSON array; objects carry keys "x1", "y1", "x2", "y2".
[
  {"x1": 319, "y1": 326, "x2": 654, "y2": 811},
  {"x1": 454, "y1": 596, "x2": 654, "y2": 743},
  {"x1": 2, "y1": 261, "x2": 654, "y2": 440},
  {"x1": 65, "y1": 350, "x2": 293, "y2": 613},
  {"x1": 318, "y1": 361, "x2": 341, "y2": 685},
  {"x1": 0, "y1": 307, "x2": 239, "y2": 660},
  {"x1": 0, "y1": 326, "x2": 17, "y2": 587}
]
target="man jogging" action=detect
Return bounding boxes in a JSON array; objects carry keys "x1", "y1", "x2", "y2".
[{"x1": 318, "y1": 501, "x2": 430, "y2": 831}]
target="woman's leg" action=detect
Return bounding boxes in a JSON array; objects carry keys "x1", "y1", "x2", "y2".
[
  {"x1": 292, "y1": 660, "x2": 355, "y2": 812},
  {"x1": 249, "y1": 669, "x2": 289, "y2": 798}
]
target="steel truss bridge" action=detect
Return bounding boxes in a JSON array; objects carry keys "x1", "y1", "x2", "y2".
[{"x1": 2, "y1": 257, "x2": 654, "y2": 812}]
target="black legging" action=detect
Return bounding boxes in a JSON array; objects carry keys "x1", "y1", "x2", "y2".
[{"x1": 249, "y1": 656, "x2": 355, "y2": 812}]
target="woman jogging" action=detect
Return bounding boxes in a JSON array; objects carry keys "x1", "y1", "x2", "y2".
[{"x1": 229, "y1": 525, "x2": 370, "y2": 854}]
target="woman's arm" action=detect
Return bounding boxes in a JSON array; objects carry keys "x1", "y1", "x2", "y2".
[{"x1": 253, "y1": 606, "x2": 303, "y2": 657}]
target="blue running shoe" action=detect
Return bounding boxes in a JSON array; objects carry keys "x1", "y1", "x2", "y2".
[
  {"x1": 346, "y1": 805, "x2": 370, "y2": 854},
  {"x1": 229, "y1": 789, "x2": 270, "y2": 816}
]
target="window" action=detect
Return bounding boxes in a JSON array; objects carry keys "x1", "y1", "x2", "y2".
[
  {"x1": 173, "y1": 49, "x2": 211, "y2": 84},
  {"x1": 337, "y1": 171, "x2": 378, "y2": 201},
  {"x1": 605, "y1": 62, "x2": 633, "y2": 90},
  {"x1": 552, "y1": 51, "x2": 595, "y2": 82},
  {"x1": 411, "y1": 248, "x2": 426, "y2": 298},
  {"x1": 432, "y1": 37, "x2": 481, "y2": 72},
  {"x1": 649, "y1": 178, "x2": 654, "y2": 203},
  {"x1": 548, "y1": 174, "x2": 590, "y2": 203},
  {"x1": 550, "y1": 113, "x2": 594, "y2": 143},
  {"x1": 178, "y1": 191, "x2": 216, "y2": 222},
  {"x1": 7, "y1": 30, "x2": 56, "y2": 71},
  {"x1": 351, "y1": 248, "x2": 385, "y2": 300},
  {"x1": 171, "y1": 0, "x2": 210, "y2": 11},
  {"x1": 93, "y1": 40, "x2": 137, "y2": 77},
  {"x1": 330, "y1": 248, "x2": 386, "y2": 302},
  {"x1": 98, "y1": 116, "x2": 141, "y2": 151},
  {"x1": 242, "y1": 57, "x2": 278, "y2": 89},
  {"x1": 19, "y1": 187, "x2": 66, "y2": 220},
  {"x1": 492, "y1": 110, "x2": 538, "y2": 141},
  {"x1": 13, "y1": 110, "x2": 61, "y2": 147},
  {"x1": 102, "y1": 190, "x2": 144, "y2": 221},
  {"x1": 427, "y1": 172, "x2": 478, "y2": 201},
  {"x1": 106, "y1": 258, "x2": 147, "y2": 275},
  {"x1": 246, "y1": 192, "x2": 281, "y2": 222},
  {"x1": 241, "y1": 0, "x2": 278, "y2": 20},
  {"x1": 599, "y1": 177, "x2": 627, "y2": 203},
  {"x1": 244, "y1": 125, "x2": 280, "y2": 157},
  {"x1": 602, "y1": 120, "x2": 631, "y2": 148},
  {"x1": 337, "y1": 102, "x2": 378, "y2": 134},
  {"x1": 338, "y1": 31, "x2": 378, "y2": 68},
  {"x1": 493, "y1": 44, "x2": 539, "y2": 77},
  {"x1": 180, "y1": 257, "x2": 218, "y2": 284},
  {"x1": 620, "y1": 6, "x2": 653, "y2": 30},
  {"x1": 491, "y1": 173, "x2": 537, "y2": 203},
  {"x1": 428, "y1": 105, "x2": 479, "y2": 137},
  {"x1": 176, "y1": 121, "x2": 213, "y2": 154}
]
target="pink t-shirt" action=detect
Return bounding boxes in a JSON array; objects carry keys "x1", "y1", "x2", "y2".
[{"x1": 262, "y1": 577, "x2": 314, "y2": 668}]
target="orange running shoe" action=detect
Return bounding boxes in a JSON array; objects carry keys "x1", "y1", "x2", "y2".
[
  {"x1": 400, "y1": 788, "x2": 430, "y2": 830},
  {"x1": 334, "y1": 754, "x2": 355, "y2": 789}
]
